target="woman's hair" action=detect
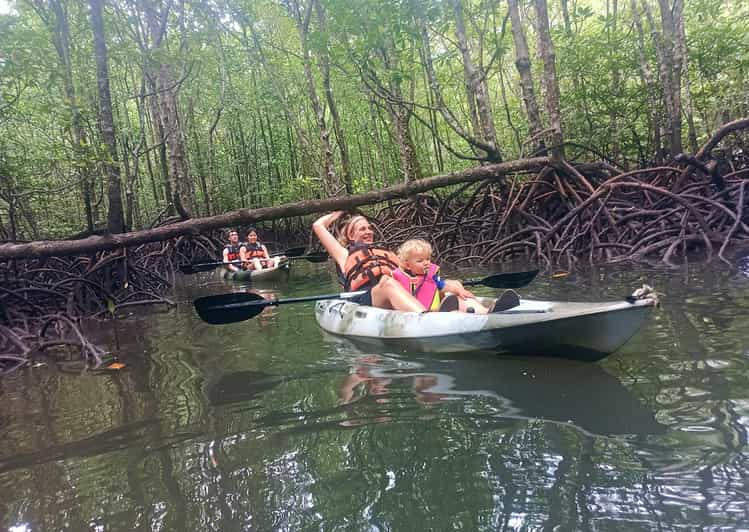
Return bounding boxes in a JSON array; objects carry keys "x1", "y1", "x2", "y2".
[
  {"x1": 397, "y1": 239, "x2": 432, "y2": 264},
  {"x1": 338, "y1": 215, "x2": 369, "y2": 247},
  {"x1": 246, "y1": 227, "x2": 258, "y2": 237}
]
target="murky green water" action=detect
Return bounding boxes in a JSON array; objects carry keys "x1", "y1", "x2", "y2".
[{"x1": 2, "y1": 260, "x2": 749, "y2": 530}]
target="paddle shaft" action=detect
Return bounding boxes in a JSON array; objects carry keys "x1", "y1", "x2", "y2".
[
  {"x1": 462, "y1": 269, "x2": 539, "y2": 289},
  {"x1": 193, "y1": 268, "x2": 539, "y2": 324},
  {"x1": 182, "y1": 253, "x2": 328, "y2": 274},
  {"x1": 202, "y1": 290, "x2": 366, "y2": 312}
]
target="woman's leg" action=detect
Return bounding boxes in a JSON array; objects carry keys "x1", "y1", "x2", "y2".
[{"x1": 371, "y1": 276, "x2": 426, "y2": 312}]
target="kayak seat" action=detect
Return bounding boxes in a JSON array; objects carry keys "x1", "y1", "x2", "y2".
[
  {"x1": 490, "y1": 290, "x2": 521, "y2": 312},
  {"x1": 438, "y1": 294, "x2": 460, "y2": 312}
]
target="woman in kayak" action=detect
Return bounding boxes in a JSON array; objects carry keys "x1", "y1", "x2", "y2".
[
  {"x1": 312, "y1": 211, "x2": 473, "y2": 311},
  {"x1": 240, "y1": 228, "x2": 282, "y2": 271}
]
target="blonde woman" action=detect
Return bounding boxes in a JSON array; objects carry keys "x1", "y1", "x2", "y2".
[{"x1": 312, "y1": 212, "x2": 473, "y2": 311}]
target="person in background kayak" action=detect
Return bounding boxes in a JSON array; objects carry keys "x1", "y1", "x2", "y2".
[
  {"x1": 240, "y1": 228, "x2": 282, "y2": 271},
  {"x1": 222, "y1": 230, "x2": 243, "y2": 273},
  {"x1": 312, "y1": 211, "x2": 473, "y2": 311},
  {"x1": 393, "y1": 239, "x2": 492, "y2": 313}
]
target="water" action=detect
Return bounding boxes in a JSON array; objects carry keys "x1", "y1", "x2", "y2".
[{"x1": 1, "y1": 260, "x2": 749, "y2": 530}]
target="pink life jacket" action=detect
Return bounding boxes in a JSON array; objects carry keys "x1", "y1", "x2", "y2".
[{"x1": 392, "y1": 263, "x2": 442, "y2": 311}]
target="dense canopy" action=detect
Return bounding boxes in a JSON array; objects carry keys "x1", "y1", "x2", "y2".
[{"x1": 0, "y1": 0, "x2": 748, "y2": 240}]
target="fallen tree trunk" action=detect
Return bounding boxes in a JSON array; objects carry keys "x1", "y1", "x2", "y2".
[{"x1": 0, "y1": 157, "x2": 549, "y2": 259}]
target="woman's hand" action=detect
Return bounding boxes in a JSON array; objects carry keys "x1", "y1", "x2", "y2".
[
  {"x1": 314, "y1": 211, "x2": 344, "y2": 228},
  {"x1": 312, "y1": 211, "x2": 348, "y2": 270}
]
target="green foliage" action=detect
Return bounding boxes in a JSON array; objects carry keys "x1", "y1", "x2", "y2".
[{"x1": 1, "y1": 0, "x2": 749, "y2": 239}]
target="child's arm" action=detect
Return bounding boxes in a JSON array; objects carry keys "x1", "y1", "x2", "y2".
[{"x1": 441, "y1": 279, "x2": 475, "y2": 299}]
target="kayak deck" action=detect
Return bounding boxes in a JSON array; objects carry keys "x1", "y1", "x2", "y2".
[
  {"x1": 222, "y1": 260, "x2": 290, "y2": 282},
  {"x1": 315, "y1": 296, "x2": 655, "y2": 361}
]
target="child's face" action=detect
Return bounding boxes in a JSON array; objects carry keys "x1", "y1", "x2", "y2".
[{"x1": 405, "y1": 250, "x2": 431, "y2": 275}]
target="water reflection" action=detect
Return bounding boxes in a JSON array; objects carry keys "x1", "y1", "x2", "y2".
[
  {"x1": 2, "y1": 261, "x2": 749, "y2": 530},
  {"x1": 207, "y1": 370, "x2": 283, "y2": 406},
  {"x1": 329, "y1": 347, "x2": 664, "y2": 437},
  {"x1": 738, "y1": 255, "x2": 749, "y2": 277}
]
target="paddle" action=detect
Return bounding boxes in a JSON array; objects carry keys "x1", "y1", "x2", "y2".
[
  {"x1": 179, "y1": 250, "x2": 328, "y2": 274},
  {"x1": 194, "y1": 269, "x2": 540, "y2": 324},
  {"x1": 282, "y1": 246, "x2": 307, "y2": 258},
  {"x1": 462, "y1": 269, "x2": 539, "y2": 289},
  {"x1": 194, "y1": 290, "x2": 367, "y2": 324}
]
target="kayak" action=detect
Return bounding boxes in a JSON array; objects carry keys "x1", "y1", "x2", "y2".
[
  {"x1": 315, "y1": 293, "x2": 657, "y2": 361},
  {"x1": 222, "y1": 260, "x2": 290, "y2": 282}
]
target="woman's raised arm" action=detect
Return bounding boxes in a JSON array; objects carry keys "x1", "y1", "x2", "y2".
[{"x1": 312, "y1": 211, "x2": 348, "y2": 269}]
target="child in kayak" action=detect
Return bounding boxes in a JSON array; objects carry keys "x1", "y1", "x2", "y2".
[{"x1": 393, "y1": 238, "x2": 519, "y2": 313}]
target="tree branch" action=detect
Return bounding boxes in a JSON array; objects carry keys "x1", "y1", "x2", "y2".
[{"x1": 0, "y1": 158, "x2": 549, "y2": 259}]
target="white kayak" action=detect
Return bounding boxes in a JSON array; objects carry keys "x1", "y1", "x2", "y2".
[
  {"x1": 315, "y1": 291, "x2": 657, "y2": 361},
  {"x1": 222, "y1": 259, "x2": 290, "y2": 282}
]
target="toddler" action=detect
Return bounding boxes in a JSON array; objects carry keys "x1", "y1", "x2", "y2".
[{"x1": 393, "y1": 239, "x2": 519, "y2": 313}]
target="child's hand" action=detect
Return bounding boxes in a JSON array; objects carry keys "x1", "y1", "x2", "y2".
[
  {"x1": 443, "y1": 279, "x2": 474, "y2": 299},
  {"x1": 456, "y1": 287, "x2": 475, "y2": 299}
]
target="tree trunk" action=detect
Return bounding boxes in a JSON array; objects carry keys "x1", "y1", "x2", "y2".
[
  {"x1": 390, "y1": 100, "x2": 421, "y2": 183},
  {"x1": 675, "y1": 0, "x2": 698, "y2": 153},
  {"x1": 146, "y1": 78, "x2": 174, "y2": 214},
  {"x1": 314, "y1": 0, "x2": 353, "y2": 193},
  {"x1": 288, "y1": 0, "x2": 338, "y2": 195},
  {"x1": 143, "y1": 1, "x2": 191, "y2": 219},
  {"x1": 419, "y1": 44, "x2": 444, "y2": 173},
  {"x1": 534, "y1": 0, "x2": 564, "y2": 162},
  {"x1": 48, "y1": 0, "x2": 94, "y2": 233},
  {"x1": 631, "y1": 0, "x2": 663, "y2": 163},
  {"x1": 375, "y1": 39, "x2": 421, "y2": 183},
  {"x1": 243, "y1": 21, "x2": 313, "y2": 160},
  {"x1": 89, "y1": 0, "x2": 125, "y2": 233},
  {"x1": 450, "y1": 0, "x2": 500, "y2": 162},
  {"x1": 419, "y1": 23, "x2": 498, "y2": 162},
  {"x1": 157, "y1": 64, "x2": 192, "y2": 218},
  {"x1": 0, "y1": 157, "x2": 550, "y2": 259},
  {"x1": 188, "y1": 99, "x2": 211, "y2": 216},
  {"x1": 646, "y1": 0, "x2": 682, "y2": 157},
  {"x1": 507, "y1": 0, "x2": 545, "y2": 154},
  {"x1": 607, "y1": 0, "x2": 621, "y2": 162}
]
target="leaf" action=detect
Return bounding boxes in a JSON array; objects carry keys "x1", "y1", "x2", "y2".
[
  {"x1": 106, "y1": 299, "x2": 116, "y2": 314},
  {"x1": 107, "y1": 362, "x2": 126, "y2": 370},
  {"x1": 552, "y1": 271, "x2": 570, "y2": 279}
]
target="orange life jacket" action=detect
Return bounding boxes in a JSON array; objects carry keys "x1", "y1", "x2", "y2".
[
  {"x1": 342, "y1": 244, "x2": 400, "y2": 291},
  {"x1": 242, "y1": 242, "x2": 266, "y2": 259}
]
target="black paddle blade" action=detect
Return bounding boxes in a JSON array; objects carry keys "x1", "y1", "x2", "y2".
[
  {"x1": 464, "y1": 269, "x2": 540, "y2": 289},
  {"x1": 194, "y1": 292, "x2": 269, "y2": 324},
  {"x1": 303, "y1": 252, "x2": 329, "y2": 263},
  {"x1": 283, "y1": 246, "x2": 307, "y2": 258}
]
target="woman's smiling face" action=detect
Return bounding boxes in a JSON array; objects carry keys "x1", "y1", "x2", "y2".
[{"x1": 348, "y1": 218, "x2": 374, "y2": 244}]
